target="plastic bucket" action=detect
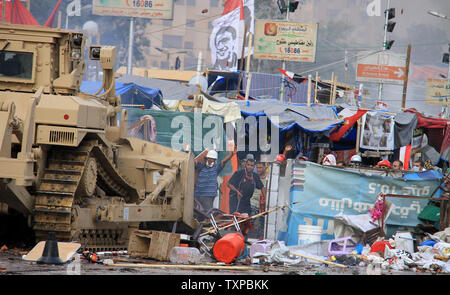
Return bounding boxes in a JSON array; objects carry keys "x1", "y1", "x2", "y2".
[
  {"x1": 298, "y1": 225, "x2": 323, "y2": 245},
  {"x1": 213, "y1": 233, "x2": 245, "y2": 263}
]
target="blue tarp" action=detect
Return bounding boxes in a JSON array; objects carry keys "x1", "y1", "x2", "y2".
[
  {"x1": 80, "y1": 81, "x2": 163, "y2": 109},
  {"x1": 280, "y1": 162, "x2": 443, "y2": 245}
]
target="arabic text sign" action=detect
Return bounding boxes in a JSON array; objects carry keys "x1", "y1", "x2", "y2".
[
  {"x1": 92, "y1": 0, "x2": 174, "y2": 19},
  {"x1": 282, "y1": 162, "x2": 441, "y2": 245},
  {"x1": 356, "y1": 51, "x2": 406, "y2": 85},
  {"x1": 253, "y1": 20, "x2": 318, "y2": 62},
  {"x1": 426, "y1": 79, "x2": 450, "y2": 105}
]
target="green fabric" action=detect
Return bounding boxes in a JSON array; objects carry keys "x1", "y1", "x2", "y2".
[
  {"x1": 126, "y1": 108, "x2": 232, "y2": 175},
  {"x1": 418, "y1": 205, "x2": 440, "y2": 222}
]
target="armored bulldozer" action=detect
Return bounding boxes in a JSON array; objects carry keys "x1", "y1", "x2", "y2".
[{"x1": 0, "y1": 24, "x2": 198, "y2": 249}]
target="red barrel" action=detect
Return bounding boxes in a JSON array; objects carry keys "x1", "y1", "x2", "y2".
[{"x1": 213, "y1": 233, "x2": 245, "y2": 264}]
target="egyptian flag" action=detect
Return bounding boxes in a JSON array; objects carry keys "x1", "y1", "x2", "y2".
[
  {"x1": 278, "y1": 68, "x2": 308, "y2": 83},
  {"x1": 399, "y1": 145, "x2": 412, "y2": 170},
  {"x1": 223, "y1": 0, "x2": 245, "y2": 58},
  {"x1": 330, "y1": 109, "x2": 368, "y2": 141}
]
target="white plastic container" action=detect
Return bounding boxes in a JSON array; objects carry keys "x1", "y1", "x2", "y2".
[
  {"x1": 394, "y1": 232, "x2": 414, "y2": 253},
  {"x1": 169, "y1": 246, "x2": 201, "y2": 264},
  {"x1": 298, "y1": 225, "x2": 323, "y2": 245}
]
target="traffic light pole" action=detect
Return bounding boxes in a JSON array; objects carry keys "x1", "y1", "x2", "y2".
[{"x1": 378, "y1": 0, "x2": 391, "y2": 103}]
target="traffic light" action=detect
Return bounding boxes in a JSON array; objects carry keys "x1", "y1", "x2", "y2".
[
  {"x1": 277, "y1": 0, "x2": 287, "y2": 13},
  {"x1": 384, "y1": 8, "x2": 396, "y2": 50},
  {"x1": 443, "y1": 43, "x2": 450, "y2": 64},
  {"x1": 289, "y1": 1, "x2": 299, "y2": 12},
  {"x1": 277, "y1": 0, "x2": 299, "y2": 14},
  {"x1": 385, "y1": 40, "x2": 394, "y2": 50}
]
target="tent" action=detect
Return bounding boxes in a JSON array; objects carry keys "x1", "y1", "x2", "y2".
[
  {"x1": 0, "y1": 0, "x2": 61, "y2": 27},
  {"x1": 80, "y1": 81, "x2": 162, "y2": 109},
  {"x1": 117, "y1": 74, "x2": 198, "y2": 102}
]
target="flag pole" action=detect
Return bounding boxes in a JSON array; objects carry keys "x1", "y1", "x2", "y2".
[{"x1": 127, "y1": 17, "x2": 134, "y2": 75}]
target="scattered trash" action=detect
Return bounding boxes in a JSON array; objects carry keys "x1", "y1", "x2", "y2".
[
  {"x1": 0, "y1": 245, "x2": 7, "y2": 252},
  {"x1": 169, "y1": 245, "x2": 202, "y2": 264},
  {"x1": 393, "y1": 232, "x2": 415, "y2": 253},
  {"x1": 369, "y1": 239, "x2": 395, "y2": 256},
  {"x1": 83, "y1": 251, "x2": 100, "y2": 263},
  {"x1": 332, "y1": 255, "x2": 365, "y2": 266},
  {"x1": 249, "y1": 240, "x2": 275, "y2": 259},
  {"x1": 328, "y1": 236, "x2": 357, "y2": 256}
]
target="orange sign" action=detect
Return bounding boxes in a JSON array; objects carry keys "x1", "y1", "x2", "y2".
[
  {"x1": 357, "y1": 64, "x2": 405, "y2": 80},
  {"x1": 356, "y1": 51, "x2": 407, "y2": 85}
]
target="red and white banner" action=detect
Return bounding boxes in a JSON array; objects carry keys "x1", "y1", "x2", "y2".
[
  {"x1": 209, "y1": 0, "x2": 254, "y2": 71},
  {"x1": 399, "y1": 145, "x2": 412, "y2": 170}
]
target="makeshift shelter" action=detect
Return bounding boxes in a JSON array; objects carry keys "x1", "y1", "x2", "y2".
[
  {"x1": 80, "y1": 81, "x2": 163, "y2": 109},
  {"x1": 117, "y1": 74, "x2": 199, "y2": 102},
  {"x1": 281, "y1": 161, "x2": 444, "y2": 246},
  {"x1": 404, "y1": 108, "x2": 450, "y2": 167}
]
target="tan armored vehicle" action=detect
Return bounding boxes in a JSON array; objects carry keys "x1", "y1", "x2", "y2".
[{"x1": 0, "y1": 24, "x2": 198, "y2": 249}]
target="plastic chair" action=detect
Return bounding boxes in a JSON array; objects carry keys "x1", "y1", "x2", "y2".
[{"x1": 328, "y1": 236, "x2": 357, "y2": 256}]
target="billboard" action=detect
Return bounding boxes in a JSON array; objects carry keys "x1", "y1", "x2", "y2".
[
  {"x1": 356, "y1": 51, "x2": 407, "y2": 85},
  {"x1": 253, "y1": 20, "x2": 318, "y2": 62},
  {"x1": 92, "y1": 0, "x2": 174, "y2": 19},
  {"x1": 426, "y1": 79, "x2": 450, "y2": 105}
]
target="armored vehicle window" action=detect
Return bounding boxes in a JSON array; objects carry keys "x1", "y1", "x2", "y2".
[{"x1": 0, "y1": 51, "x2": 33, "y2": 79}]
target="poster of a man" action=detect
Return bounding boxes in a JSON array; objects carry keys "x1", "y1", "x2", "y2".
[{"x1": 213, "y1": 26, "x2": 238, "y2": 70}]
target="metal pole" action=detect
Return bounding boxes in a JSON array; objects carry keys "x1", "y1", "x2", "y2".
[
  {"x1": 279, "y1": 4, "x2": 290, "y2": 101},
  {"x1": 2, "y1": 0, "x2": 6, "y2": 23},
  {"x1": 307, "y1": 74, "x2": 312, "y2": 107},
  {"x1": 378, "y1": 0, "x2": 390, "y2": 102},
  {"x1": 127, "y1": 17, "x2": 135, "y2": 76}
]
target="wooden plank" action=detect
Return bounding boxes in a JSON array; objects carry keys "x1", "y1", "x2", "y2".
[
  {"x1": 290, "y1": 252, "x2": 348, "y2": 268},
  {"x1": 105, "y1": 263, "x2": 255, "y2": 271}
]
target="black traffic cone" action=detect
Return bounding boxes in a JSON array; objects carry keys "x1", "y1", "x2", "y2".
[{"x1": 37, "y1": 232, "x2": 64, "y2": 264}]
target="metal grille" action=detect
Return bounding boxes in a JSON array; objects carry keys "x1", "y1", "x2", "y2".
[{"x1": 49, "y1": 130, "x2": 75, "y2": 145}]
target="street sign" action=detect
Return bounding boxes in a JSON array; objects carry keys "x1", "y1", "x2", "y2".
[
  {"x1": 92, "y1": 0, "x2": 174, "y2": 19},
  {"x1": 253, "y1": 20, "x2": 318, "y2": 62},
  {"x1": 426, "y1": 79, "x2": 450, "y2": 105},
  {"x1": 356, "y1": 51, "x2": 407, "y2": 85}
]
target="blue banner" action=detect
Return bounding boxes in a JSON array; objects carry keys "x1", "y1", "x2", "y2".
[{"x1": 281, "y1": 162, "x2": 443, "y2": 245}]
